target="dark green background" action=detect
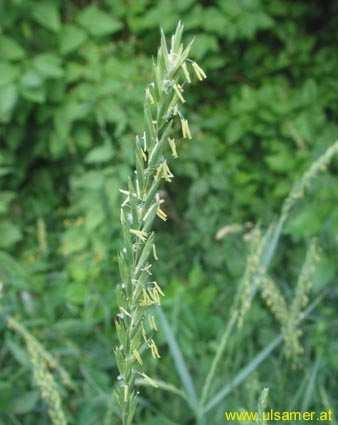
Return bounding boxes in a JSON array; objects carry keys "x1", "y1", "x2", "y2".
[{"x1": 0, "y1": 0, "x2": 337, "y2": 424}]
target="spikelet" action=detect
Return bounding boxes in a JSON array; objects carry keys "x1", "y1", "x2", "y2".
[
  {"x1": 7, "y1": 317, "x2": 69, "y2": 425},
  {"x1": 260, "y1": 272, "x2": 304, "y2": 360},
  {"x1": 260, "y1": 276, "x2": 299, "y2": 360},
  {"x1": 291, "y1": 240, "x2": 319, "y2": 319},
  {"x1": 237, "y1": 227, "x2": 265, "y2": 327},
  {"x1": 282, "y1": 322, "x2": 304, "y2": 361},
  {"x1": 114, "y1": 22, "x2": 205, "y2": 424},
  {"x1": 260, "y1": 276, "x2": 289, "y2": 326},
  {"x1": 284, "y1": 240, "x2": 320, "y2": 360},
  {"x1": 260, "y1": 241, "x2": 320, "y2": 361}
]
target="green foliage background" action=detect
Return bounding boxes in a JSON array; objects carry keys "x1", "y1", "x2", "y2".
[{"x1": 0, "y1": 0, "x2": 337, "y2": 424}]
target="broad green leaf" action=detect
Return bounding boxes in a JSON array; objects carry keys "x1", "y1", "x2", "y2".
[
  {"x1": 286, "y1": 208, "x2": 323, "y2": 238},
  {"x1": 72, "y1": 170, "x2": 105, "y2": 190},
  {"x1": 0, "y1": 35, "x2": 25, "y2": 60},
  {"x1": 20, "y1": 69, "x2": 46, "y2": 102},
  {"x1": 66, "y1": 282, "x2": 88, "y2": 304},
  {"x1": 0, "y1": 62, "x2": 18, "y2": 86},
  {"x1": 85, "y1": 205, "x2": 105, "y2": 232},
  {"x1": 61, "y1": 227, "x2": 87, "y2": 255},
  {"x1": 20, "y1": 70, "x2": 44, "y2": 89},
  {"x1": 0, "y1": 220, "x2": 22, "y2": 248},
  {"x1": 265, "y1": 147, "x2": 295, "y2": 172},
  {"x1": 202, "y1": 7, "x2": 229, "y2": 35},
  {"x1": 77, "y1": 6, "x2": 122, "y2": 36},
  {"x1": 33, "y1": 54, "x2": 63, "y2": 79},
  {"x1": 0, "y1": 191, "x2": 15, "y2": 214},
  {"x1": 60, "y1": 24, "x2": 87, "y2": 54},
  {"x1": 32, "y1": 2, "x2": 61, "y2": 32},
  {"x1": 97, "y1": 98, "x2": 127, "y2": 134},
  {"x1": 191, "y1": 33, "x2": 218, "y2": 60},
  {"x1": 20, "y1": 87, "x2": 46, "y2": 103},
  {"x1": 85, "y1": 143, "x2": 114, "y2": 163},
  {"x1": 0, "y1": 84, "x2": 17, "y2": 122},
  {"x1": 0, "y1": 167, "x2": 12, "y2": 177}
]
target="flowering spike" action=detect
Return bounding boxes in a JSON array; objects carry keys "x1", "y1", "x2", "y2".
[{"x1": 114, "y1": 23, "x2": 205, "y2": 423}]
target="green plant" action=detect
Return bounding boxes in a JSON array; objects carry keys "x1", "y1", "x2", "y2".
[
  {"x1": 137, "y1": 141, "x2": 338, "y2": 424},
  {"x1": 113, "y1": 23, "x2": 206, "y2": 424},
  {"x1": 1, "y1": 2, "x2": 338, "y2": 423},
  {"x1": 7, "y1": 317, "x2": 73, "y2": 425}
]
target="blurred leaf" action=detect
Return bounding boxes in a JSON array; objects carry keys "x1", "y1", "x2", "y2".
[
  {"x1": 0, "y1": 220, "x2": 22, "y2": 248},
  {"x1": 0, "y1": 62, "x2": 18, "y2": 86},
  {"x1": 33, "y1": 54, "x2": 63, "y2": 79},
  {"x1": 6, "y1": 338, "x2": 30, "y2": 367},
  {"x1": 286, "y1": 209, "x2": 323, "y2": 238},
  {"x1": 32, "y1": 1, "x2": 61, "y2": 32},
  {"x1": 265, "y1": 146, "x2": 295, "y2": 172},
  {"x1": 0, "y1": 251, "x2": 27, "y2": 288},
  {"x1": 85, "y1": 143, "x2": 114, "y2": 164},
  {"x1": 11, "y1": 391, "x2": 39, "y2": 415},
  {"x1": 0, "y1": 382, "x2": 12, "y2": 411},
  {"x1": 20, "y1": 70, "x2": 46, "y2": 102},
  {"x1": 0, "y1": 35, "x2": 25, "y2": 60},
  {"x1": 202, "y1": 7, "x2": 229, "y2": 35},
  {"x1": 0, "y1": 192, "x2": 15, "y2": 214},
  {"x1": 0, "y1": 84, "x2": 17, "y2": 122},
  {"x1": 77, "y1": 6, "x2": 122, "y2": 36},
  {"x1": 61, "y1": 227, "x2": 87, "y2": 255},
  {"x1": 66, "y1": 282, "x2": 88, "y2": 304},
  {"x1": 191, "y1": 34, "x2": 218, "y2": 59},
  {"x1": 59, "y1": 24, "x2": 87, "y2": 54},
  {"x1": 20, "y1": 70, "x2": 44, "y2": 89}
]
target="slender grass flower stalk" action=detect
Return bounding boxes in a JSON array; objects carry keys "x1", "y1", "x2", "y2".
[
  {"x1": 113, "y1": 22, "x2": 205, "y2": 424},
  {"x1": 7, "y1": 317, "x2": 73, "y2": 425}
]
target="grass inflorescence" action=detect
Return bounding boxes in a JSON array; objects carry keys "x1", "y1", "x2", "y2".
[
  {"x1": 7, "y1": 317, "x2": 72, "y2": 425},
  {"x1": 113, "y1": 22, "x2": 206, "y2": 424}
]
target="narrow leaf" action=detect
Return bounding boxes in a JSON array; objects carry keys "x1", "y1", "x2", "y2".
[{"x1": 157, "y1": 307, "x2": 198, "y2": 412}]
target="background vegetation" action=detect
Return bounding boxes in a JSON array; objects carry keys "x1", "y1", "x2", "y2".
[{"x1": 0, "y1": 0, "x2": 337, "y2": 424}]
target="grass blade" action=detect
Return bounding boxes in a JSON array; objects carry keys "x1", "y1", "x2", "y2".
[
  {"x1": 157, "y1": 307, "x2": 198, "y2": 412},
  {"x1": 301, "y1": 356, "x2": 321, "y2": 411},
  {"x1": 136, "y1": 377, "x2": 188, "y2": 402},
  {"x1": 200, "y1": 311, "x2": 238, "y2": 407}
]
